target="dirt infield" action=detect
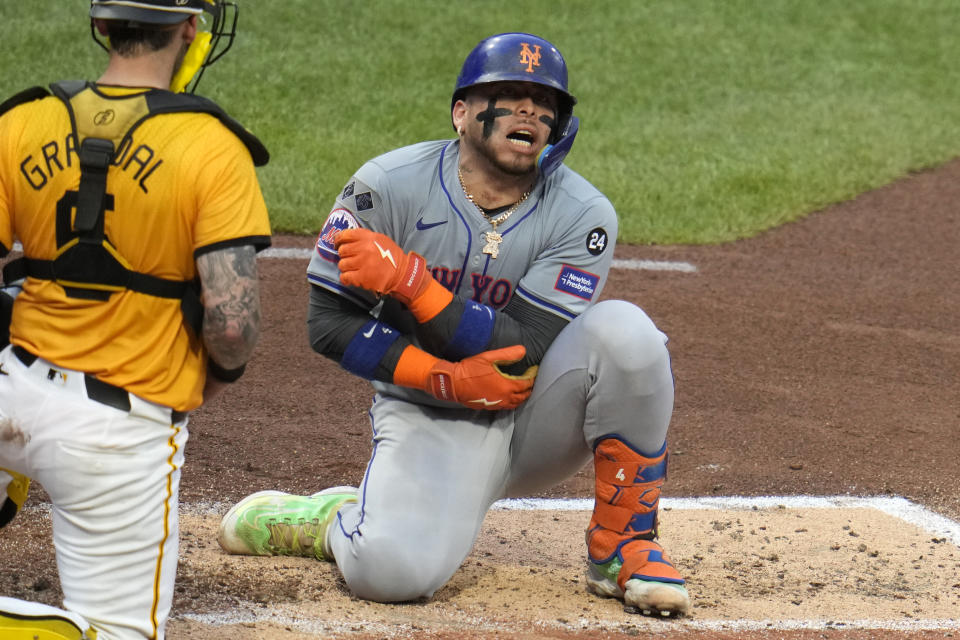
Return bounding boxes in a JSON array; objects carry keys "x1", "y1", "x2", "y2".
[{"x1": 2, "y1": 157, "x2": 960, "y2": 638}]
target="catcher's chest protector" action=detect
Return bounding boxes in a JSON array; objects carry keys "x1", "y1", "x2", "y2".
[{"x1": 0, "y1": 81, "x2": 268, "y2": 333}]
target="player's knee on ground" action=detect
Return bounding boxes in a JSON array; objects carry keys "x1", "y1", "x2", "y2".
[{"x1": 338, "y1": 533, "x2": 455, "y2": 602}]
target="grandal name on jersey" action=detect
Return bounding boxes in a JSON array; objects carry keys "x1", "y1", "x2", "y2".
[{"x1": 19, "y1": 133, "x2": 163, "y2": 193}]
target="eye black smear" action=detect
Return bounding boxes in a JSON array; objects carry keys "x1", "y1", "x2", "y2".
[{"x1": 476, "y1": 98, "x2": 512, "y2": 139}]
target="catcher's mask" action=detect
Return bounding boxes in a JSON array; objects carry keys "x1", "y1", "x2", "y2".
[
  {"x1": 89, "y1": 0, "x2": 238, "y2": 93},
  {"x1": 452, "y1": 32, "x2": 579, "y2": 176}
]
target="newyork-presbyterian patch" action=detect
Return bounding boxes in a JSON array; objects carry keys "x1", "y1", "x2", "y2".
[{"x1": 554, "y1": 265, "x2": 599, "y2": 300}]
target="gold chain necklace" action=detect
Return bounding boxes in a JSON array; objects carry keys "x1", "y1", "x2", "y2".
[{"x1": 458, "y1": 167, "x2": 531, "y2": 259}]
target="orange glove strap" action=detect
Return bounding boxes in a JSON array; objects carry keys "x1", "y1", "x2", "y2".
[
  {"x1": 392, "y1": 344, "x2": 439, "y2": 389},
  {"x1": 406, "y1": 277, "x2": 454, "y2": 323},
  {"x1": 391, "y1": 251, "x2": 429, "y2": 302},
  {"x1": 425, "y1": 360, "x2": 458, "y2": 402}
]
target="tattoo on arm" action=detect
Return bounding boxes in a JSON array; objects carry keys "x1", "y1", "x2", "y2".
[{"x1": 196, "y1": 245, "x2": 261, "y2": 370}]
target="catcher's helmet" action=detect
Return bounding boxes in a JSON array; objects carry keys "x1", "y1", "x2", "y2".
[
  {"x1": 90, "y1": 0, "x2": 208, "y2": 24},
  {"x1": 453, "y1": 32, "x2": 576, "y2": 143},
  {"x1": 89, "y1": 0, "x2": 239, "y2": 93}
]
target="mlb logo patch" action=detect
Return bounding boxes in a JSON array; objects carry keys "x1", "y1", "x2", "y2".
[
  {"x1": 554, "y1": 264, "x2": 599, "y2": 300},
  {"x1": 315, "y1": 208, "x2": 359, "y2": 262}
]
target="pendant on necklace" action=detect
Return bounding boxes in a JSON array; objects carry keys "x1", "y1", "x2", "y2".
[{"x1": 482, "y1": 230, "x2": 503, "y2": 258}]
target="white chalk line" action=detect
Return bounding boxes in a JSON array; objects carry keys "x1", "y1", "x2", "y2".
[
  {"x1": 258, "y1": 247, "x2": 311, "y2": 259},
  {"x1": 259, "y1": 246, "x2": 697, "y2": 273},
  {"x1": 170, "y1": 494, "x2": 960, "y2": 634},
  {"x1": 180, "y1": 609, "x2": 960, "y2": 635},
  {"x1": 492, "y1": 495, "x2": 960, "y2": 547}
]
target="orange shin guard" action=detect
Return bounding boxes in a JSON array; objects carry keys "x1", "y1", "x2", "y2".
[{"x1": 587, "y1": 436, "x2": 684, "y2": 589}]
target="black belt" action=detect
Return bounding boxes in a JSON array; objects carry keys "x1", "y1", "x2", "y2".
[
  {"x1": 12, "y1": 344, "x2": 131, "y2": 414},
  {"x1": 11, "y1": 346, "x2": 187, "y2": 421}
]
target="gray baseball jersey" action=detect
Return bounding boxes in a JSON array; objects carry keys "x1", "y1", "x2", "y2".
[{"x1": 306, "y1": 138, "x2": 617, "y2": 402}]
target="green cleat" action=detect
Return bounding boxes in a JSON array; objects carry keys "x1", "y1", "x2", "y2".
[{"x1": 217, "y1": 487, "x2": 357, "y2": 560}]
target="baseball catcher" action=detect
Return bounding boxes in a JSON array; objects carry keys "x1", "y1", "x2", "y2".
[{"x1": 0, "y1": 1, "x2": 270, "y2": 638}]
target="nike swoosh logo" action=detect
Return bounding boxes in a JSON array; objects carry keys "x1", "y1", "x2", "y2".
[
  {"x1": 373, "y1": 241, "x2": 397, "y2": 268},
  {"x1": 363, "y1": 323, "x2": 377, "y2": 338},
  {"x1": 416, "y1": 218, "x2": 448, "y2": 231}
]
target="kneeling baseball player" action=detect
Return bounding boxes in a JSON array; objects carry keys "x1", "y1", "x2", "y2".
[{"x1": 219, "y1": 32, "x2": 691, "y2": 617}]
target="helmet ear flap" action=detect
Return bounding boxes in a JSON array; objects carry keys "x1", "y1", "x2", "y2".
[
  {"x1": 538, "y1": 116, "x2": 578, "y2": 179},
  {"x1": 172, "y1": 1, "x2": 238, "y2": 93},
  {"x1": 549, "y1": 93, "x2": 576, "y2": 145},
  {"x1": 170, "y1": 29, "x2": 212, "y2": 93}
]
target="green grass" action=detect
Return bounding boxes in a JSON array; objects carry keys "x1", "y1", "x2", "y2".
[{"x1": 4, "y1": 0, "x2": 960, "y2": 244}]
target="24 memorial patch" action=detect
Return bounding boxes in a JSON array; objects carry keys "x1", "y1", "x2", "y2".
[{"x1": 586, "y1": 228, "x2": 608, "y2": 256}]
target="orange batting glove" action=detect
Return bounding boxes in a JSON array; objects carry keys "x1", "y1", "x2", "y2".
[
  {"x1": 393, "y1": 344, "x2": 538, "y2": 410},
  {"x1": 335, "y1": 228, "x2": 453, "y2": 322}
]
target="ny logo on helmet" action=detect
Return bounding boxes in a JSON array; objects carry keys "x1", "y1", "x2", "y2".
[{"x1": 519, "y1": 43, "x2": 542, "y2": 73}]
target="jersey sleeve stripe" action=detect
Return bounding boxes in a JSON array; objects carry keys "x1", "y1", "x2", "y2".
[
  {"x1": 194, "y1": 234, "x2": 272, "y2": 258},
  {"x1": 512, "y1": 285, "x2": 578, "y2": 321},
  {"x1": 306, "y1": 273, "x2": 373, "y2": 308}
]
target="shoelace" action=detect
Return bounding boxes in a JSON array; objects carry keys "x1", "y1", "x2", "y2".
[{"x1": 266, "y1": 518, "x2": 322, "y2": 554}]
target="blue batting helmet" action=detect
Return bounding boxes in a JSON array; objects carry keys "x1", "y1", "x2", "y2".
[{"x1": 452, "y1": 32, "x2": 577, "y2": 144}]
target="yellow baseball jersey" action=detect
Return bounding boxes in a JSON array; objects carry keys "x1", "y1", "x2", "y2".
[{"x1": 0, "y1": 86, "x2": 271, "y2": 411}]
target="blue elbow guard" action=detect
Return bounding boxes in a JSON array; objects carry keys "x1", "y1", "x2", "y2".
[
  {"x1": 341, "y1": 320, "x2": 402, "y2": 379},
  {"x1": 443, "y1": 301, "x2": 496, "y2": 360}
]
